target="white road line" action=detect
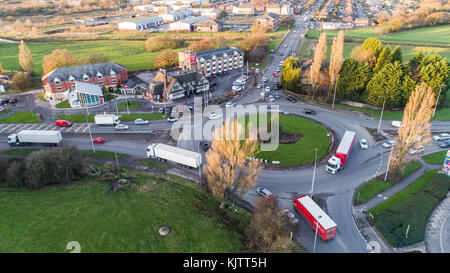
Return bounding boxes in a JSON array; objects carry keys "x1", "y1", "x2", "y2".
[
  {"x1": 0, "y1": 124, "x2": 13, "y2": 133},
  {"x1": 8, "y1": 124, "x2": 21, "y2": 133},
  {"x1": 36, "y1": 123, "x2": 47, "y2": 130},
  {"x1": 43, "y1": 123, "x2": 53, "y2": 130},
  {"x1": 82, "y1": 124, "x2": 92, "y2": 133}
]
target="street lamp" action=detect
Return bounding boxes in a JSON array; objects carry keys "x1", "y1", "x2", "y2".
[
  {"x1": 384, "y1": 143, "x2": 394, "y2": 182},
  {"x1": 82, "y1": 95, "x2": 95, "y2": 153},
  {"x1": 310, "y1": 147, "x2": 318, "y2": 199},
  {"x1": 432, "y1": 84, "x2": 446, "y2": 118},
  {"x1": 377, "y1": 96, "x2": 386, "y2": 134}
]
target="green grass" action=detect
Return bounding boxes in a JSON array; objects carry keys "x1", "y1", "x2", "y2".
[
  {"x1": 242, "y1": 114, "x2": 330, "y2": 166},
  {"x1": 356, "y1": 160, "x2": 422, "y2": 205},
  {"x1": 38, "y1": 93, "x2": 48, "y2": 102},
  {"x1": 2, "y1": 149, "x2": 39, "y2": 156},
  {"x1": 370, "y1": 170, "x2": 450, "y2": 247},
  {"x1": 55, "y1": 100, "x2": 71, "y2": 109},
  {"x1": 422, "y1": 150, "x2": 448, "y2": 165},
  {"x1": 0, "y1": 40, "x2": 189, "y2": 75},
  {"x1": 0, "y1": 111, "x2": 43, "y2": 123},
  {"x1": 306, "y1": 25, "x2": 450, "y2": 47},
  {"x1": 117, "y1": 101, "x2": 141, "y2": 109},
  {"x1": 82, "y1": 150, "x2": 128, "y2": 159},
  {"x1": 141, "y1": 159, "x2": 169, "y2": 169},
  {"x1": 0, "y1": 174, "x2": 250, "y2": 252}
]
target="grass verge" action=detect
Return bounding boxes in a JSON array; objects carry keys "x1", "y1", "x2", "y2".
[
  {"x1": 422, "y1": 150, "x2": 448, "y2": 165},
  {"x1": 0, "y1": 111, "x2": 43, "y2": 123}
]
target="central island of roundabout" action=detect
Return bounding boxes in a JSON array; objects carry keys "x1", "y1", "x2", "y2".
[{"x1": 238, "y1": 113, "x2": 335, "y2": 168}]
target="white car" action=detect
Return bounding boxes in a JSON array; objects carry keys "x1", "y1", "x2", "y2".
[
  {"x1": 265, "y1": 86, "x2": 270, "y2": 92},
  {"x1": 225, "y1": 102, "x2": 236, "y2": 108},
  {"x1": 256, "y1": 187, "x2": 272, "y2": 198},
  {"x1": 408, "y1": 145, "x2": 425, "y2": 155},
  {"x1": 167, "y1": 116, "x2": 178, "y2": 122},
  {"x1": 392, "y1": 121, "x2": 402, "y2": 128},
  {"x1": 433, "y1": 133, "x2": 450, "y2": 141},
  {"x1": 257, "y1": 83, "x2": 262, "y2": 88},
  {"x1": 115, "y1": 124, "x2": 129, "y2": 130},
  {"x1": 359, "y1": 139, "x2": 369, "y2": 149},
  {"x1": 134, "y1": 118, "x2": 149, "y2": 125},
  {"x1": 255, "y1": 68, "x2": 260, "y2": 73},
  {"x1": 232, "y1": 85, "x2": 242, "y2": 91},
  {"x1": 209, "y1": 113, "x2": 221, "y2": 120},
  {"x1": 268, "y1": 95, "x2": 275, "y2": 102},
  {"x1": 263, "y1": 77, "x2": 267, "y2": 82},
  {"x1": 382, "y1": 140, "x2": 395, "y2": 148}
]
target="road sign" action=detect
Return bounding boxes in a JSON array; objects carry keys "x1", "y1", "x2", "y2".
[{"x1": 441, "y1": 150, "x2": 450, "y2": 174}]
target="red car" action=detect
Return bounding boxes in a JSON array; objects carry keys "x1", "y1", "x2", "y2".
[
  {"x1": 273, "y1": 73, "x2": 278, "y2": 77},
  {"x1": 92, "y1": 137, "x2": 105, "y2": 144},
  {"x1": 55, "y1": 120, "x2": 72, "y2": 127}
]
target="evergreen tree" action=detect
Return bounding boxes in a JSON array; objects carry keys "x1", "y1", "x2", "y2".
[
  {"x1": 391, "y1": 46, "x2": 402, "y2": 63},
  {"x1": 373, "y1": 45, "x2": 392, "y2": 73},
  {"x1": 336, "y1": 58, "x2": 371, "y2": 101},
  {"x1": 361, "y1": 38, "x2": 383, "y2": 58}
]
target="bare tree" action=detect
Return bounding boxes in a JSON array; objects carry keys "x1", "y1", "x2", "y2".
[
  {"x1": 245, "y1": 196, "x2": 294, "y2": 253},
  {"x1": 309, "y1": 32, "x2": 327, "y2": 99},
  {"x1": 328, "y1": 31, "x2": 344, "y2": 100},
  {"x1": 203, "y1": 119, "x2": 262, "y2": 208},
  {"x1": 390, "y1": 83, "x2": 436, "y2": 174},
  {"x1": 18, "y1": 40, "x2": 33, "y2": 74}
]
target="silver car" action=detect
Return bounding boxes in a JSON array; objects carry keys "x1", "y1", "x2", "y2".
[
  {"x1": 134, "y1": 118, "x2": 149, "y2": 125},
  {"x1": 256, "y1": 187, "x2": 272, "y2": 198},
  {"x1": 115, "y1": 124, "x2": 129, "y2": 130}
]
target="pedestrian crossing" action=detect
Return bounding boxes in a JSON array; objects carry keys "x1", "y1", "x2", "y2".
[{"x1": 0, "y1": 123, "x2": 93, "y2": 134}]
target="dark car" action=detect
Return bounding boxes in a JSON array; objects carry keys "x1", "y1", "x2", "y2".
[
  {"x1": 0, "y1": 98, "x2": 9, "y2": 104},
  {"x1": 287, "y1": 95, "x2": 298, "y2": 103},
  {"x1": 158, "y1": 107, "x2": 164, "y2": 113},
  {"x1": 8, "y1": 97, "x2": 17, "y2": 103},
  {"x1": 439, "y1": 140, "x2": 450, "y2": 148},
  {"x1": 303, "y1": 109, "x2": 316, "y2": 115},
  {"x1": 200, "y1": 141, "x2": 210, "y2": 151}
]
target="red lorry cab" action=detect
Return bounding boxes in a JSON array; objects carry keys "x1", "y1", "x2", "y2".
[
  {"x1": 55, "y1": 120, "x2": 72, "y2": 127},
  {"x1": 293, "y1": 195, "x2": 337, "y2": 241}
]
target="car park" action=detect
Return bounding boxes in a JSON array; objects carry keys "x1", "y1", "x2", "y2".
[
  {"x1": 433, "y1": 133, "x2": 450, "y2": 141},
  {"x1": 382, "y1": 140, "x2": 395, "y2": 148},
  {"x1": 256, "y1": 187, "x2": 272, "y2": 198},
  {"x1": 115, "y1": 124, "x2": 129, "y2": 130},
  {"x1": 439, "y1": 140, "x2": 450, "y2": 148},
  {"x1": 92, "y1": 137, "x2": 105, "y2": 144},
  {"x1": 134, "y1": 118, "x2": 149, "y2": 125},
  {"x1": 302, "y1": 109, "x2": 316, "y2": 115},
  {"x1": 225, "y1": 102, "x2": 236, "y2": 108},
  {"x1": 167, "y1": 116, "x2": 178, "y2": 122},
  {"x1": 209, "y1": 113, "x2": 221, "y2": 120},
  {"x1": 359, "y1": 139, "x2": 369, "y2": 149}
]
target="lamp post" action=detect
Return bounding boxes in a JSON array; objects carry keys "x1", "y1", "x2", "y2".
[
  {"x1": 384, "y1": 143, "x2": 394, "y2": 182},
  {"x1": 377, "y1": 96, "x2": 386, "y2": 134},
  {"x1": 310, "y1": 147, "x2": 318, "y2": 199},
  {"x1": 432, "y1": 84, "x2": 446, "y2": 118},
  {"x1": 82, "y1": 96, "x2": 95, "y2": 153}
]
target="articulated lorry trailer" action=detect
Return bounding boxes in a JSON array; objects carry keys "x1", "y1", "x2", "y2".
[
  {"x1": 94, "y1": 114, "x2": 121, "y2": 126},
  {"x1": 8, "y1": 130, "x2": 63, "y2": 147},
  {"x1": 326, "y1": 130, "x2": 356, "y2": 174},
  {"x1": 146, "y1": 143, "x2": 201, "y2": 168}
]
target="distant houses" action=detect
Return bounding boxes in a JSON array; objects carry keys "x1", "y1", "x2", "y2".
[
  {"x1": 254, "y1": 12, "x2": 280, "y2": 31},
  {"x1": 117, "y1": 16, "x2": 163, "y2": 31}
]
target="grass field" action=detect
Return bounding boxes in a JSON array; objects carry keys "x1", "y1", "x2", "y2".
[
  {"x1": 370, "y1": 170, "x2": 450, "y2": 247},
  {"x1": 117, "y1": 101, "x2": 141, "y2": 109},
  {"x1": 0, "y1": 111, "x2": 42, "y2": 123},
  {"x1": 55, "y1": 100, "x2": 71, "y2": 109},
  {"x1": 243, "y1": 114, "x2": 330, "y2": 166},
  {"x1": 422, "y1": 150, "x2": 448, "y2": 165},
  {"x1": 0, "y1": 173, "x2": 250, "y2": 252},
  {"x1": 306, "y1": 25, "x2": 450, "y2": 47},
  {"x1": 355, "y1": 160, "x2": 422, "y2": 205}
]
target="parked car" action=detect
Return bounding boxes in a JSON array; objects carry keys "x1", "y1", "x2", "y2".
[
  {"x1": 392, "y1": 120, "x2": 402, "y2": 128},
  {"x1": 134, "y1": 118, "x2": 149, "y2": 125},
  {"x1": 8, "y1": 97, "x2": 17, "y2": 103},
  {"x1": 0, "y1": 98, "x2": 9, "y2": 104},
  {"x1": 382, "y1": 140, "x2": 395, "y2": 148},
  {"x1": 256, "y1": 187, "x2": 273, "y2": 198},
  {"x1": 92, "y1": 137, "x2": 105, "y2": 144},
  {"x1": 272, "y1": 72, "x2": 278, "y2": 77},
  {"x1": 274, "y1": 92, "x2": 281, "y2": 99},
  {"x1": 408, "y1": 145, "x2": 425, "y2": 155},
  {"x1": 209, "y1": 113, "x2": 221, "y2": 120},
  {"x1": 158, "y1": 107, "x2": 164, "y2": 113},
  {"x1": 115, "y1": 124, "x2": 129, "y2": 130},
  {"x1": 167, "y1": 116, "x2": 178, "y2": 122},
  {"x1": 433, "y1": 133, "x2": 450, "y2": 141},
  {"x1": 263, "y1": 77, "x2": 267, "y2": 82},
  {"x1": 287, "y1": 95, "x2": 298, "y2": 103},
  {"x1": 359, "y1": 139, "x2": 369, "y2": 149},
  {"x1": 265, "y1": 86, "x2": 270, "y2": 92},
  {"x1": 439, "y1": 140, "x2": 450, "y2": 148},
  {"x1": 302, "y1": 109, "x2": 316, "y2": 115},
  {"x1": 255, "y1": 68, "x2": 260, "y2": 74},
  {"x1": 55, "y1": 120, "x2": 72, "y2": 127},
  {"x1": 225, "y1": 102, "x2": 236, "y2": 108},
  {"x1": 257, "y1": 83, "x2": 262, "y2": 88},
  {"x1": 268, "y1": 95, "x2": 275, "y2": 102}
]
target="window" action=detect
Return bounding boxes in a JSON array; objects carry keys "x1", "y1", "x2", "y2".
[
  {"x1": 54, "y1": 77, "x2": 61, "y2": 85},
  {"x1": 56, "y1": 87, "x2": 62, "y2": 91},
  {"x1": 99, "y1": 81, "x2": 104, "y2": 85},
  {"x1": 112, "y1": 79, "x2": 117, "y2": 83}
]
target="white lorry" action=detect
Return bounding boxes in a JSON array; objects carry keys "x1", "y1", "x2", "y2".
[
  {"x1": 8, "y1": 130, "x2": 63, "y2": 147},
  {"x1": 146, "y1": 143, "x2": 201, "y2": 168},
  {"x1": 94, "y1": 114, "x2": 121, "y2": 126}
]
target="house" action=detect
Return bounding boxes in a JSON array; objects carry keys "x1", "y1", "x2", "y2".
[
  {"x1": 159, "y1": 10, "x2": 193, "y2": 23},
  {"x1": 144, "y1": 70, "x2": 210, "y2": 101},
  {"x1": 354, "y1": 17, "x2": 369, "y2": 26},
  {"x1": 178, "y1": 47, "x2": 244, "y2": 77},
  {"x1": 253, "y1": 12, "x2": 280, "y2": 31},
  {"x1": 232, "y1": 4, "x2": 255, "y2": 15},
  {"x1": 68, "y1": 81, "x2": 105, "y2": 108},
  {"x1": 119, "y1": 79, "x2": 147, "y2": 95},
  {"x1": 201, "y1": 10, "x2": 221, "y2": 19},
  {"x1": 169, "y1": 16, "x2": 207, "y2": 32},
  {"x1": 117, "y1": 16, "x2": 164, "y2": 30},
  {"x1": 42, "y1": 62, "x2": 128, "y2": 102},
  {"x1": 322, "y1": 22, "x2": 342, "y2": 30},
  {"x1": 133, "y1": 5, "x2": 155, "y2": 12},
  {"x1": 192, "y1": 18, "x2": 223, "y2": 32}
]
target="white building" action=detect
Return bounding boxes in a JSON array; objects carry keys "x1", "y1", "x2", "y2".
[
  {"x1": 159, "y1": 10, "x2": 193, "y2": 23},
  {"x1": 133, "y1": 5, "x2": 155, "y2": 12},
  {"x1": 169, "y1": 16, "x2": 207, "y2": 32},
  {"x1": 118, "y1": 16, "x2": 164, "y2": 30}
]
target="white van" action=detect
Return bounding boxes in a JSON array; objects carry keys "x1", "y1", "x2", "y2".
[{"x1": 392, "y1": 121, "x2": 402, "y2": 128}]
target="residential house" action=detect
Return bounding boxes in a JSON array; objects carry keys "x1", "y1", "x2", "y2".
[
  {"x1": 253, "y1": 12, "x2": 280, "y2": 31},
  {"x1": 232, "y1": 4, "x2": 255, "y2": 15},
  {"x1": 68, "y1": 81, "x2": 104, "y2": 108},
  {"x1": 119, "y1": 79, "x2": 147, "y2": 95},
  {"x1": 354, "y1": 17, "x2": 369, "y2": 26},
  {"x1": 42, "y1": 62, "x2": 128, "y2": 102},
  {"x1": 145, "y1": 70, "x2": 210, "y2": 101}
]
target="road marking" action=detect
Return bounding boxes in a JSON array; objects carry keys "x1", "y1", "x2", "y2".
[
  {"x1": 74, "y1": 124, "x2": 84, "y2": 133},
  {"x1": 36, "y1": 123, "x2": 47, "y2": 130},
  {"x1": 43, "y1": 123, "x2": 54, "y2": 130},
  {"x1": 0, "y1": 124, "x2": 13, "y2": 133},
  {"x1": 82, "y1": 123, "x2": 91, "y2": 133},
  {"x1": 8, "y1": 124, "x2": 21, "y2": 133}
]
